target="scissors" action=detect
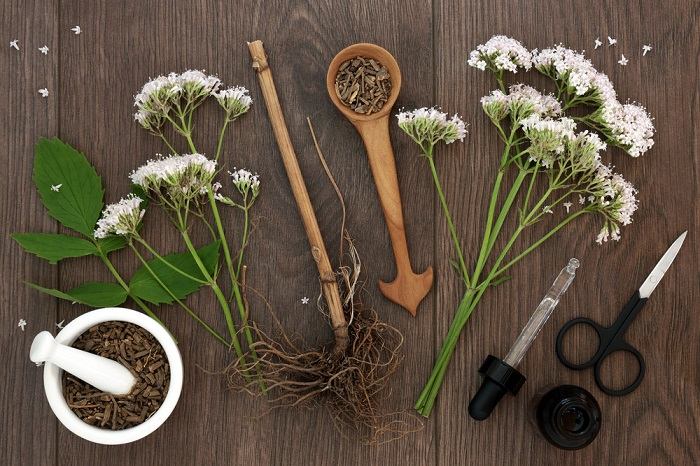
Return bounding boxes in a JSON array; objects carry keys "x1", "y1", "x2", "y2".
[{"x1": 556, "y1": 231, "x2": 687, "y2": 396}]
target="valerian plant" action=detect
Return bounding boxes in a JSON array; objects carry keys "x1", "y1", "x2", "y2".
[
  {"x1": 398, "y1": 36, "x2": 654, "y2": 417},
  {"x1": 14, "y1": 70, "x2": 262, "y2": 372}
]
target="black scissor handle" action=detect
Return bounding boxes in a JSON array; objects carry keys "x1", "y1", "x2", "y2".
[
  {"x1": 555, "y1": 317, "x2": 608, "y2": 370},
  {"x1": 593, "y1": 341, "x2": 646, "y2": 396}
]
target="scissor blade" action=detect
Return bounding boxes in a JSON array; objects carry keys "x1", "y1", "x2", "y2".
[{"x1": 638, "y1": 231, "x2": 687, "y2": 298}]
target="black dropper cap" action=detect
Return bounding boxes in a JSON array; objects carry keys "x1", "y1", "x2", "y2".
[
  {"x1": 536, "y1": 385, "x2": 601, "y2": 450},
  {"x1": 468, "y1": 355, "x2": 526, "y2": 421}
]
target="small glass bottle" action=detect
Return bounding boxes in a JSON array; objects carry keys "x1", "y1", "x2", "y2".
[{"x1": 531, "y1": 384, "x2": 601, "y2": 450}]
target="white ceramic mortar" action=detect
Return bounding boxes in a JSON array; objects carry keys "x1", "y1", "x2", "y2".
[{"x1": 41, "y1": 307, "x2": 183, "y2": 444}]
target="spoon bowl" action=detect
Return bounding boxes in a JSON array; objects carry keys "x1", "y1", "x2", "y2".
[{"x1": 326, "y1": 43, "x2": 402, "y2": 123}]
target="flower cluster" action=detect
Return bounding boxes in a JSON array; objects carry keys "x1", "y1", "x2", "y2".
[
  {"x1": 94, "y1": 194, "x2": 145, "y2": 239},
  {"x1": 230, "y1": 168, "x2": 261, "y2": 199},
  {"x1": 396, "y1": 107, "x2": 467, "y2": 150},
  {"x1": 130, "y1": 153, "x2": 217, "y2": 203},
  {"x1": 481, "y1": 84, "x2": 560, "y2": 122},
  {"x1": 133, "y1": 70, "x2": 221, "y2": 133},
  {"x1": 532, "y1": 45, "x2": 616, "y2": 104},
  {"x1": 215, "y1": 86, "x2": 252, "y2": 121},
  {"x1": 468, "y1": 35, "x2": 532, "y2": 72},
  {"x1": 520, "y1": 115, "x2": 576, "y2": 166},
  {"x1": 593, "y1": 102, "x2": 655, "y2": 157},
  {"x1": 589, "y1": 166, "x2": 638, "y2": 243}
]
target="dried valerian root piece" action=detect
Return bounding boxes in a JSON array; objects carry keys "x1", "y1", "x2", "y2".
[{"x1": 335, "y1": 56, "x2": 392, "y2": 115}]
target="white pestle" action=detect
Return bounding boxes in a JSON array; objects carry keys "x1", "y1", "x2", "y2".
[{"x1": 30, "y1": 331, "x2": 137, "y2": 395}]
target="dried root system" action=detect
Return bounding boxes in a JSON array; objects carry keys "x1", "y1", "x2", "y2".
[{"x1": 227, "y1": 239, "x2": 420, "y2": 444}]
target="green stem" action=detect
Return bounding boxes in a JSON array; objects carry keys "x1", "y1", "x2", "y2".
[
  {"x1": 214, "y1": 119, "x2": 230, "y2": 161},
  {"x1": 129, "y1": 243, "x2": 230, "y2": 347},
  {"x1": 134, "y1": 236, "x2": 208, "y2": 284},
  {"x1": 176, "y1": 210, "x2": 243, "y2": 357},
  {"x1": 236, "y1": 199, "x2": 250, "y2": 277},
  {"x1": 425, "y1": 153, "x2": 470, "y2": 288},
  {"x1": 159, "y1": 133, "x2": 178, "y2": 154},
  {"x1": 95, "y1": 248, "x2": 165, "y2": 328}
]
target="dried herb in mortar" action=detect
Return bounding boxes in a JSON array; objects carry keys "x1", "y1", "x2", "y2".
[
  {"x1": 334, "y1": 56, "x2": 391, "y2": 115},
  {"x1": 62, "y1": 321, "x2": 170, "y2": 430}
]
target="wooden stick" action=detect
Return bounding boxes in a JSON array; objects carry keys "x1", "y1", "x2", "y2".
[{"x1": 247, "y1": 40, "x2": 348, "y2": 353}]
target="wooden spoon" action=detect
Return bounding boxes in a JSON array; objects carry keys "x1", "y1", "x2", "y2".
[{"x1": 326, "y1": 43, "x2": 433, "y2": 316}]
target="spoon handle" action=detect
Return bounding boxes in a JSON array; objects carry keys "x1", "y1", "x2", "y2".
[{"x1": 354, "y1": 116, "x2": 433, "y2": 315}]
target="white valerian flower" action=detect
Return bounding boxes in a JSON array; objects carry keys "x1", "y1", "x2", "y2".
[
  {"x1": 480, "y1": 90, "x2": 510, "y2": 122},
  {"x1": 130, "y1": 153, "x2": 217, "y2": 201},
  {"x1": 94, "y1": 194, "x2": 145, "y2": 239},
  {"x1": 563, "y1": 202, "x2": 573, "y2": 213},
  {"x1": 301, "y1": 297, "x2": 310, "y2": 305},
  {"x1": 18, "y1": 319, "x2": 27, "y2": 331},
  {"x1": 594, "y1": 102, "x2": 655, "y2": 157},
  {"x1": 607, "y1": 36, "x2": 617, "y2": 46},
  {"x1": 507, "y1": 84, "x2": 561, "y2": 119},
  {"x1": 642, "y1": 44, "x2": 652, "y2": 56},
  {"x1": 171, "y1": 69, "x2": 221, "y2": 102},
  {"x1": 10, "y1": 39, "x2": 19, "y2": 50},
  {"x1": 594, "y1": 38, "x2": 602, "y2": 49},
  {"x1": 591, "y1": 168, "x2": 638, "y2": 243},
  {"x1": 133, "y1": 75, "x2": 175, "y2": 132},
  {"x1": 214, "y1": 86, "x2": 252, "y2": 120},
  {"x1": 533, "y1": 45, "x2": 616, "y2": 104},
  {"x1": 543, "y1": 205, "x2": 553, "y2": 214},
  {"x1": 468, "y1": 35, "x2": 532, "y2": 73},
  {"x1": 578, "y1": 194, "x2": 586, "y2": 204},
  {"x1": 520, "y1": 115, "x2": 576, "y2": 166},
  {"x1": 566, "y1": 131, "x2": 606, "y2": 173},
  {"x1": 71, "y1": 26, "x2": 81, "y2": 34},
  {"x1": 51, "y1": 183, "x2": 62, "y2": 192},
  {"x1": 618, "y1": 54, "x2": 628, "y2": 66},
  {"x1": 229, "y1": 168, "x2": 261, "y2": 198},
  {"x1": 38, "y1": 88, "x2": 49, "y2": 97},
  {"x1": 39, "y1": 45, "x2": 49, "y2": 55},
  {"x1": 396, "y1": 107, "x2": 467, "y2": 150}
]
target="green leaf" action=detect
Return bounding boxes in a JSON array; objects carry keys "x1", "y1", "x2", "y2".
[
  {"x1": 129, "y1": 241, "x2": 220, "y2": 304},
  {"x1": 96, "y1": 236, "x2": 128, "y2": 255},
  {"x1": 28, "y1": 282, "x2": 128, "y2": 307},
  {"x1": 12, "y1": 233, "x2": 97, "y2": 264},
  {"x1": 33, "y1": 138, "x2": 104, "y2": 237}
]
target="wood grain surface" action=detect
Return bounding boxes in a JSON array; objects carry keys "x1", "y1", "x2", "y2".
[{"x1": 1, "y1": 1, "x2": 698, "y2": 465}]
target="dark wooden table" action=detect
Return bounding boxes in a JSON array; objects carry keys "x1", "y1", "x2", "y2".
[{"x1": 2, "y1": 1, "x2": 698, "y2": 464}]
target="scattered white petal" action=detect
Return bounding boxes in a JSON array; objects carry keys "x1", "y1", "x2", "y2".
[
  {"x1": 18, "y1": 319, "x2": 27, "y2": 331},
  {"x1": 563, "y1": 202, "x2": 573, "y2": 213},
  {"x1": 543, "y1": 205, "x2": 553, "y2": 214},
  {"x1": 607, "y1": 36, "x2": 617, "y2": 46},
  {"x1": 642, "y1": 44, "x2": 652, "y2": 56},
  {"x1": 301, "y1": 297, "x2": 310, "y2": 305},
  {"x1": 71, "y1": 26, "x2": 81, "y2": 35},
  {"x1": 10, "y1": 39, "x2": 19, "y2": 50},
  {"x1": 39, "y1": 45, "x2": 49, "y2": 55},
  {"x1": 594, "y1": 38, "x2": 602, "y2": 49},
  {"x1": 55, "y1": 319, "x2": 65, "y2": 329},
  {"x1": 38, "y1": 88, "x2": 49, "y2": 98},
  {"x1": 618, "y1": 54, "x2": 628, "y2": 66},
  {"x1": 50, "y1": 183, "x2": 62, "y2": 192}
]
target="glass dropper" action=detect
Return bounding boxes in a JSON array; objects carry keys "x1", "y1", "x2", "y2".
[
  {"x1": 504, "y1": 258, "x2": 580, "y2": 368},
  {"x1": 468, "y1": 258, "x2": 580, "y2": 421}
]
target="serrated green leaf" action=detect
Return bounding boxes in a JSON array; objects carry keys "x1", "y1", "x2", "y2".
[
  {"x1": 129, "y1": 241, "x2": 220, "y2": 304},
  {"x1": 33, "y1": 138, "x2": 104, "y2": 237},
  {"x1": 96, "y1": 236, "x2": 128, "y2": 255},
  {"x1": 28, "y1": 282, "x2": 128, "y2": 307},
  {"x1": 12, "y1": 233, "x2": 97, "y2": 264}
]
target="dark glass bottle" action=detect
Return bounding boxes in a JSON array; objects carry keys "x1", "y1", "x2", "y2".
[{"x1": 533, "y1": 384, "x2": 601, "y2": 450}]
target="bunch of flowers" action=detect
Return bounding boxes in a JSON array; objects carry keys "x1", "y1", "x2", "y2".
[{"x1": 399, "y1": 36, "x2": 654, "y2": 417}]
